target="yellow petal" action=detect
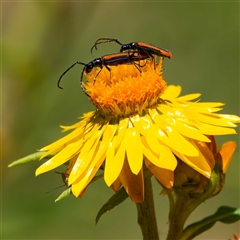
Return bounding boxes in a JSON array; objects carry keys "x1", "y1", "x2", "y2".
[
  {"x1": 177, "y1": 93, "x2": 201, "y2": 102},
  {"x1": 68, "y1": 129, "x2": 103, "y2": 184},
  {"x1": 184, "y1": 110, "x2": 237, "y2": 127},
  {"x1": 161, "y1": 85, "x2": 182, "y2": 99},
  {"x1": 195, "y1": 122, "x2": 237, "y2": 135},
  {"x1": 173, "y1": 148, "x2": 212, "y2": 179},
  {"x1": 141, "y1": 137, "x2": 176, "y2": 170},
  {"x1": 78, "y1": 130, "x2": 101, "y2": 159},
  {"x1": 183, "y1": 104, "x2": 223, "y2": 114},
  {"x1": 158, "y1": 144, "x2": 177, "y2": 170},
  {"x1": 71, "y1": 170, "x2": 91, "y2": 197},
  {"x1": 167, "y1": 119, "x2": 211, "y2": 142},
  {"x1": 130, "y1": 114, "x2": 151, "y2": 137},
  {"x1": 166, "y1": 126, "x2": 199, "y2": 156},
  {"x1": 40, "y1": 127, "x2": 85, "y2": 156},
  {"x1": 145, "y1": 135, "x2": 161, "y2": 155},
  {"x1": 104, "y1": 142, "x2": 115, "y2": 185},
  {"x1": 218, "y1": 114, "x2": 240, "y2": 123},
  {"x1": 131, "y1": 114, "x2": 161, "y2": 154},
  {"x1": 104, "y1": 136, "x2": 126, "y2": 186},
  {"x1": 36, "y1": 141, "x2": 82, "y2": 176},
  {"x1": 157, "y1": 104, "x2": 187, "y2": 120},
  {"x1": 111, "y1": 118, "x2": 128, "y2": 149},
  {"x1": 60, "y1": 117, "x2": 86, "y2": 131},
  {"x1": 103, "y1": 124, "x2": 118, "y2": 142},
  {"x1": 192, "y1": 140, "x2": 215, "y2": 170},
  {"x1": 40, "y1": 120, "x2": 101, "y2": 157},
  {"x1": 141, "y1": 137, "x2": 160, "y2": 166},
  {"x1": 189, "y1": 102, "x2": 225, "y2": 108},
  {"x1": 218, "y1": 141, "x2": 237, "y2": 173},
  {"x1": 152, "y1": 115, "x2": 199, "y2": 157},
  {"x1": 89, "y1": 125, "x2": 117, "y2": 169},
  {"x1": 69, "y1": 124, "x2": 116, "y2": 185},
  {"x1": 145, "y1": 158, "x2": 173, "y2": 189},
  {"x1": 125, "y1": 128, "x2": 143, "y2": 175},
  {"x1": 71, "y1": 154, "x2": 105, "y2": 197}
]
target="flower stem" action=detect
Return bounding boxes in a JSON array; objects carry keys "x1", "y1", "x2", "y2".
[
  {"x1": 166, "y1": 192, "x2": 190, "y2": 240},
  {"x1": 136, "y1": 165, "x2": 159, "y2": 240}
]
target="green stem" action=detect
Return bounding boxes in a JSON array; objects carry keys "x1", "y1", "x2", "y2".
[
  {"x1": 136, "y1": 166, "x2": 159, "y2": 240},
  {"x1": 166, "y1": 192, "x2": 190, "y2": 240}
]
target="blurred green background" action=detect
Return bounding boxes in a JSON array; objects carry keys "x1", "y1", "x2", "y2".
[{"x1": 2, "y1": 2, "x2": 239, "y2": 239}]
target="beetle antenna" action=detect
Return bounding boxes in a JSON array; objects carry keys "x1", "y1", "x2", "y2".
[
  {"x1": 45, "y1": 185, "x2": 66, "y2": 194},
  {"x1": 90, "y1": 38, "x2": 123, "y2": 56},
  {"x1": 57, "y1": 61, "x2": 86, "y2": 89}
]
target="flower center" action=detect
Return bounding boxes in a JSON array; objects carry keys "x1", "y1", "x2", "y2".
[{"x1": 83, "y1": 58, "x2": 167, "y2": 117}]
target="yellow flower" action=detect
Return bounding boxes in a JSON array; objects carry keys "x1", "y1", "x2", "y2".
[{"x1": 35, "y1": 58, "x2": 240, "y2": 202}]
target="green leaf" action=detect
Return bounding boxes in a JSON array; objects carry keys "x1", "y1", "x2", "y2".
[
  {"x1": 55, "y1": 188, "x2": 72, "y2": 202},
  {"x1": 95, "y1": 187, "x2": 129, "y2": 224},
  {"x1": 182, "y1": 206, "x2": 240, "y2": 240},
  {"x1": 8, "y1": 152, "x2": 53, "y2": 167}
]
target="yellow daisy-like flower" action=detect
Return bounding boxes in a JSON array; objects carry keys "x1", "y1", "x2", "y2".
[{"x1": 36, "y1": 58, "x2": 240, "y2": 202}]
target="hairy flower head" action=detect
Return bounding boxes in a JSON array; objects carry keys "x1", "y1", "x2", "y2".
[{"x1": 35, "y1": 58, "x2": 240, "y2": 202}]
